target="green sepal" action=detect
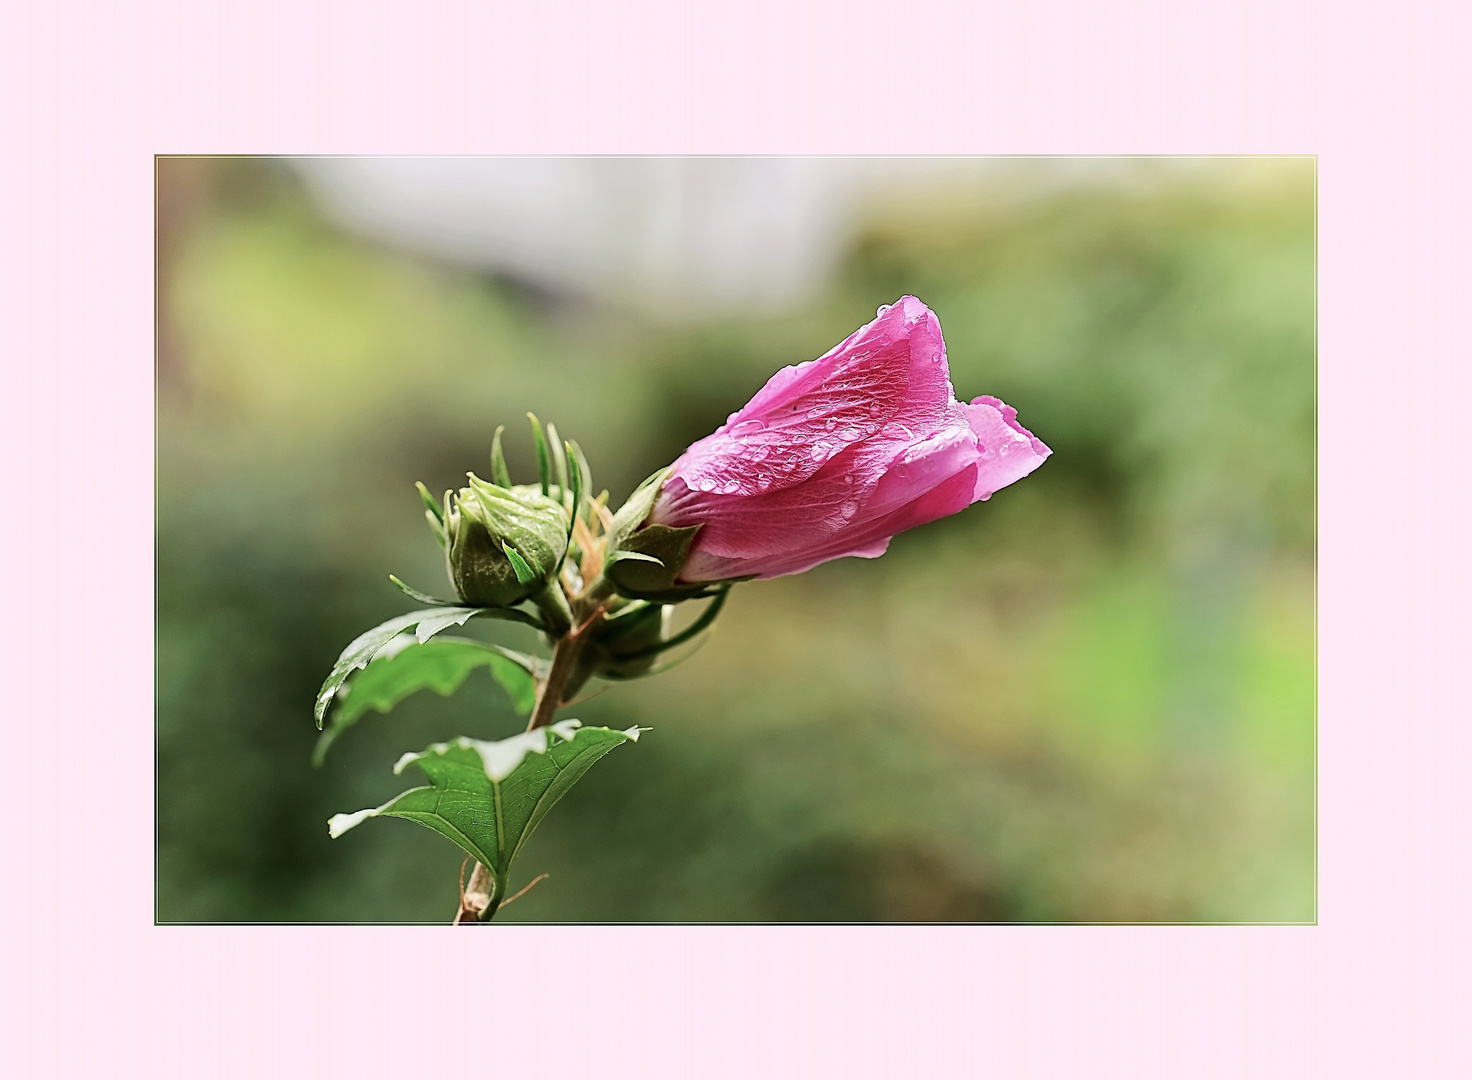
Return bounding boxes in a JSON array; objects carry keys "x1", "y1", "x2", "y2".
[
  {"x1": 328, "y1": 722, "x2": 645, "y2": 918},
  {"x1": 416, "y1": 483, "x2": 446, "y2": 548},
  {"x1": 606, "y1": 523, "x2": 707, "y2": 601},
  {"x1": 604, "y1": 466, "x2": 672, "y2": 558},
  {"x1": 564, "y1": 440, "x2": 584, "y2": 541},
  {"x1": 570, "y1": 442, "x2": 593, "y2": 520},
  {"x1": 501, "y1": 542, "x2": 538, "y2": 585},
  {"x1": 490, "y1": 426, "x2": 512, "y2": 488},
  {"x1": 417, "y1": 482, "x2": 445, "y2": 524},
  {"x1": 527, "y1": 413, "x2": 551, "y2": 497},
  {"x1": 546, "y1": 422, "x2": 569, "y2": 500},
  {"x1": 607, "y1": 550, "x2": 663, "y2": 566}
]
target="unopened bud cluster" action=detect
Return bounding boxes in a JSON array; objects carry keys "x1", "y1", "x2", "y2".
[{"x1": 416, "y1": 415, "x2": 721, "y2": 692}]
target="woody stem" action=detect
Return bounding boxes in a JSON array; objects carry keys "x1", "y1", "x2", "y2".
[
  {"x1": 457, "y1": 863, "x2": 496, "y2": 924},
  {"x1": 526, "y1": 605, "x2": 604, "y2": 731},
  {"x1": 457, "y1": 627, "x2": 584, "y2": 923},
  {"x1": 459, "y1": 596, "x2": 604, "y2": 923}
]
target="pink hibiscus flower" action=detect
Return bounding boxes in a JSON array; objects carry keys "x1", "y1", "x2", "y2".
[{"x1": 649, "y1": 295, "x2": 1051, "y2": 582}]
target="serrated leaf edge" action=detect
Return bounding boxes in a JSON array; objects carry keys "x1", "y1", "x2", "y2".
[
  {"x1": 313, "y1": 637, "x2": 541, "y2": 767},
  {"x1": 328, "y1": 723, "x2": 646, "y2": 839},
  {"x1": 314, "y1": 607, "x2": 483, "y2": 729},
  {"x1": 394, "y1": 719, "x2": 584, "y2": 782}
]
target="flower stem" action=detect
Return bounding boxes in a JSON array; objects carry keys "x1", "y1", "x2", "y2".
[
  {"x1": 457, "y1": 592, "x2": 606, "y2": 923},
  {"x1": 456, "y1": 862, "x2": 497, "y2": 924},
  {"x1": 531, "y1": 581, "x2": 574, "y2": 637},
  {"x1": 527, "y1": 618, "x2": 591, "y2": 730}
]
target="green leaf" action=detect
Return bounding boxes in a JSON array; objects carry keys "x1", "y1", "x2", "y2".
[
  {"x1": 313, "y1": 636, "x2": 538, "y2": 766},
  {"x1": 329, "y1": 721, "x2": 645, "y2": 917},
  {"x1": 314, "y1": 607, "x2": 485, "y2": 729}
]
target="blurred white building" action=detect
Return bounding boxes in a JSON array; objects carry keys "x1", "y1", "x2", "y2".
[{"x1": 292, "y1": 157, "x2": 1156, "y2": 320}]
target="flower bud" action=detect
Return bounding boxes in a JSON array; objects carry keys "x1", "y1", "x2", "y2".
[
  {"x1": 443, "y1": 475, "x2": 570, "y2": 608},
  {"x1": 562, "y1": 601, "x2": 671, "y2": 699}
]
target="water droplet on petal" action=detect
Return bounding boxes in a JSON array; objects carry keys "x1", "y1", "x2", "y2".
[
  {"x1": 979, "y1": 491, "x2": 993, "y2": 501},
  {"x1": 825, "y1": 418, "x2": 838, "y2": 431},
  {"x1": 840, "y1": 500, "x2": 859, "y2": 520},
  {"x1": 843, "y1": 474, "x2": 854, "y2": 486},
  {"x1": 876, "y1": 305, "x2": 891, "y2": 317},
  {"x1": 732, "y1": 419, "x2": 766, "y2": 436}
]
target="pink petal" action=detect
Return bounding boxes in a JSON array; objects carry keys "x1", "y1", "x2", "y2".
[
  {"x1": 859, "y1": 421, "x2": 980, "y2": 520},
  {"x1": 669, "y1": 298, "x2": 942, "y2": 499},
  {"x1": 684, "y1": 463, "x2": 979, "y2": 581},
  {"x1": 963, "y1": 397, "x2": 1052, "y2": 501},
  {"x1": 665, "y1": 424, "x2": 984, "y2": 580},
  {"x1": 879, "y1": 296, "x2": 960, "y2": 438},
  {"x1": 657, "y1": 440, "x2": 889, "y2": 562}
]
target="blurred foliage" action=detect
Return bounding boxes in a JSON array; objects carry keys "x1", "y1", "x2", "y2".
[{"x1": 157, "y1": 158, "x2": 1314, "y2": 922}]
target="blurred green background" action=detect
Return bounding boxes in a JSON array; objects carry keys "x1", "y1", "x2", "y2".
[{"x1": 156, "y1": 157, "x2": 1314, "y2": 922}]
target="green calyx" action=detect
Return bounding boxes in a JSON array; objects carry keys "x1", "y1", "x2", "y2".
[
  {"x1": 604, "y1": 466, "x2": 672, "y2": 557},
  {"x1": 443, "y1": 477, "x2": 570, "y2": 608},
  {"x1": 605, "y1": 523, "x2": 709, "y2": 601},
  {"x1": 562, "y1": 583, "x2": 731, "y2": 700},
  {"x1": 601, "y1": 465, "x2": 709, "y2": 601}
]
